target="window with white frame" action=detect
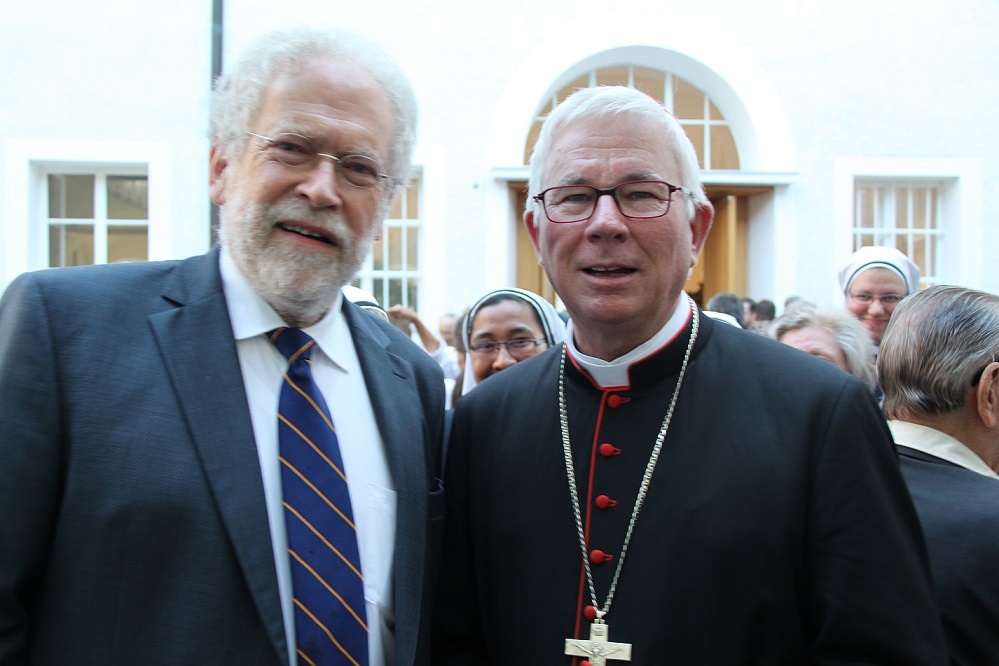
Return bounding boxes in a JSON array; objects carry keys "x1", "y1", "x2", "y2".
[
  {"x1": 46, "y1": 167, "x2": 149, "y2": 267},
  {"x1": 853, "y1": 180, "x2": 943, "y2": 287},
  {"x1": 352, "y1": 178, "x2": 421, "y2": 310},
  {"x1": 525, "y1": 64, "x2": 740, "y2": 170}
]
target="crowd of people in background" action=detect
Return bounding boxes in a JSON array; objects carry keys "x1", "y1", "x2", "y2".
[{"x1": 387, "y1": 244, "x2": 919, "y2": 408}]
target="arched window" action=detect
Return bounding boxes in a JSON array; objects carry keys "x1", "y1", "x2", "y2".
[{"x1": 524, "y1": 65, "x2": 740, "y2": 171}]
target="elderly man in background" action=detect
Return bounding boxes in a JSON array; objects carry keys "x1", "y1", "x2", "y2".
[
  {"x1": 432, "y1": 85, "x2": 946, "y2": 664},
  {"x1": 879, "y1": 285, "x2": 999, "y2": 665},
  {"x1": 0, "y1": 27, "x2": 444, "y2": 665}
]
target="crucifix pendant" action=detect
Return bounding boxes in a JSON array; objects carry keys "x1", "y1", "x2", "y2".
[{"x1": 564, "y1": 619, "x2": 632, "y2": 665}]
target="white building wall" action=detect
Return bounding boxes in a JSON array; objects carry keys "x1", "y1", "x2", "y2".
[
  {"x1": 0, "y1": 1, "x2": 214, "y2": 281},
  {"x1": 2, "y1": 0, "x2": 997, "y2": 322}
]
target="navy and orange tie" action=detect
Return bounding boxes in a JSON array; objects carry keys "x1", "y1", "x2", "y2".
[{"x1": 270, "y1": 327, "x2": 368, "y2": 666}]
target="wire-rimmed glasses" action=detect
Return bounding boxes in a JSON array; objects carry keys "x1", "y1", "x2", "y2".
[
  {"x1": 246, "y1": 132, "x2": 392, "y2": 188},
  {"x1": 847, "y1": 293, "x2": 905, "y2": 307},
  {"x1": 532, "y1": 180, "x2": 692, "y2": 224}
]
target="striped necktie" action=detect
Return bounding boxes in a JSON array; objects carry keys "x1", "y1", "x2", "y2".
[{"x1": 270, "y1": 327, "x2": 369, "y2": 666}]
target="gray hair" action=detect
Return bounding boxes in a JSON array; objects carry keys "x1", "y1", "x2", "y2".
[
  {"x1": 210, "y1": 27, "x2": 417, "y2": 186},
  {"x1": 771, "y1": 306, "x2": 877, "y2": 389},
  {"x1": 526, "y1": 85, "x2": 709, "y2": 225},
  {"x1": 879, "y1": 285, "x2": 999, "y2": 419}
]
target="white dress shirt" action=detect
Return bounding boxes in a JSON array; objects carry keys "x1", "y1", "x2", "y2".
[
  {"x1": 567, "y1": 292, "x2": 692, "y2": 388},
  {"x1": 889, "y1": 419, "x2": 999, "y2": 480},
  {"x1": 220, "y1": 249, "x2": 396, "y2": 665}
]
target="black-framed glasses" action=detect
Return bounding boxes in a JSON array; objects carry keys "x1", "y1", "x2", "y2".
[
  {"x1": 246, "y1": 132, "x2": 392, "y2": 188},
  {"x1": 532, "y1": 180, "x2": 692, "y2": 224},
  {"x1": 468, "y1": 338, "x2": 547, "y2": 358}
]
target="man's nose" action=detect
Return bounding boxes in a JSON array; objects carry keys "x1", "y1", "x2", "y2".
[
  {"x1": 295, "y1": 157, "x2": 344, "y2": 208},
  {"x1": 586, "y1": 194, "x2": 629, "y2": 236}
]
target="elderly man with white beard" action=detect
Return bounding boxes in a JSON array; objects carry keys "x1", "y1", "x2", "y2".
[{"x1": 0, "y1": 27, "x2": 444, "y2": 665}]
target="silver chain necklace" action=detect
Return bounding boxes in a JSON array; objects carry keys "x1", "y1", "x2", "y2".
[{"x1": 558, "y1": 296, "x2": 699, "y2": 662}]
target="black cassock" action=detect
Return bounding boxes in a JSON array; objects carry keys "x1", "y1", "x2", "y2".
[{"x1": 433, "y1": 311, "x2": 947, "y2": 665}]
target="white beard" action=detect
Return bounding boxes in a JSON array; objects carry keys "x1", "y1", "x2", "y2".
[{"x1": 220, "y1": 184, "x2": 377, "y2": 327}]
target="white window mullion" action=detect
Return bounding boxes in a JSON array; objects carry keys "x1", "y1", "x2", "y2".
[{"x1": 93, "y1": 173, "x2": 109, "y2": 264}]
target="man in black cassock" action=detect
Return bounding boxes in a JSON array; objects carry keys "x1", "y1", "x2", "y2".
[{"x1": 431, "y1": 85, "x2": 947, "y2": 664}]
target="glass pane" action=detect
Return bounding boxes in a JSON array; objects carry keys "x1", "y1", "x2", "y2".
[
  {"x1": 373, "y1": 278, "x2": 386, "y2": 306},
  {"x1": 672, "y1": 77, "x2": 705, "y2": 120},
  {"x1": 909, "y1": 235, "x2": 927, "y2": 273},
  {"x1": 596, "y1": 66, "x2": 630, "y2": 87},
  {"x1": 388, "y1": 190, "x2": 403, "y2": 219},
  {"x1": 48, "y1": 174, "x2": 95, "y2": 219},
  {"x1": 388, "y1": 226, "x2": 403, "y2": 270},
  {"x1": 49, "y1": 223, "x2": 94, "y2": 267},
  {"x1": 858, "y1": 233, "x2": 875, "y2": 248},
  {"x1": 525, "y1": 120, "x2": 543, "y2": 164},
  {"x1": 108, "y1": 225, "x2": 148, "y2": 263},
  {"x1": 632, "y1": 67, "x2": 665, "y2": 103},
  {"x1": 406, "y1": 227, "x2": 419, "y2": 271},
  {"x1": 107, "y1": 175, "x2": 148, "y2": 220},
  {"x1": 709, "y1": 125, "x2": 740, "y2": 170},
  {"x1": 407, "y1": 277, "x2": 418, "y2": 309},
  {"x1": 894, "y1": 187, "x2": 909, "y2": 229},
  {"x1": 557, "y1": 75, "x2": 589, "y2": 104},
  {"x1": 388, "y1": 278, "x2": 403, "y2": 308},
  {"x1": 856, "y1": 186, "x2": 874, "y2": 229},
  {"x1": 681, "y1": 123, "x2": 705, "y2": 169},
  {"x1": 708, "y1": 99, "x2": 724, "y2": 121},
  {"x1": 372, "y1": 236, "x2": 385, "y2": 270},
  {"x1": 406, "y1": 182, "x2": 419, "y2": 219}
]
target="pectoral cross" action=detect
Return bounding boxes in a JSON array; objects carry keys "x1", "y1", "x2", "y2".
[{"x1": 564, "y1": 619, "x2": 632, "y2": 666}]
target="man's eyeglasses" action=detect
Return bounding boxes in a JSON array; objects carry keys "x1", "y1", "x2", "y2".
[
  {"x1": 468, "y1": 338, "x2": 547, "y2": 358},
  {"x1": 246, "y1": 132, "x2": 392, "y2": 189},
  {"x1": 532, "y1": 180, "x2": 692, "y2": 224},
  {"x1": 847, "y1": 293, "x2": 904, "y2": 307}
]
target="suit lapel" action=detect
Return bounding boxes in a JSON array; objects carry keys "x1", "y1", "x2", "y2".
[{"x1": 148, "y1": 249, "x2": 289, "y2": 665}]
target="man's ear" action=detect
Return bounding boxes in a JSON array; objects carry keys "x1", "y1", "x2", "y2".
[
  {"x1": 209, "y1": 144, "x2": 230, "y2": 206},
  {"x1": 976, "y1": 361, "x2": 999, "y2": 428},
  {"x1": 689, "y1": 200, "x2": 714, "y2": 266},
  {"x1": 524, "y1": 209, "x2": 544, "y2": 267}
]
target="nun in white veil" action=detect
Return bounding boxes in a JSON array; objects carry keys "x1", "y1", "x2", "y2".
[{"x1": 458, "y1": 288, "x2": 567, "y2": 398}]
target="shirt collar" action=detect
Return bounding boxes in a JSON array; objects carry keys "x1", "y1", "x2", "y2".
[
  {"x1": 566, "y1": 292, "x2": 692, "y2": 389},
  {"x1": 219, "y1": 248, "x2": 350, "y2": 371},
  {"x1": 888, "y1": 420, "x2": 999, "y2": 479}
]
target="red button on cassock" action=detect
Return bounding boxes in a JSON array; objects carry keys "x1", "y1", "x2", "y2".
[
  {"x1": 584, "y1": 605, "x2": 598, "y2": 621},
  {"x1": 595, "y1": 494, "x2": 617, "y2": 509},
  {"x1": 599, "y1": 443, "x2": 620, "y2": 457},
  {"x1": 589, "y1": 549, "x2": 614, "y2": 564},
  {"x1": 607, "y1": 394, "x2": 623, "y2": 408}
]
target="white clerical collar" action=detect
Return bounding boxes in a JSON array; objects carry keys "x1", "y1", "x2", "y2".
[
  {"x1": 219, "y1": 248, "x2": 349, "y2": 371},
  {"x1": 888, "y1": 420, "x2": 999, "y2": 480},
  {"x1": 566, "y1": 293, "x2": 692, "y2": 389}
]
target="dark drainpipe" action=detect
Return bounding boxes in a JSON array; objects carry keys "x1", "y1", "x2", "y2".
[{"x1": 210, "y1": 0, "x2": 223, "y2": 245}]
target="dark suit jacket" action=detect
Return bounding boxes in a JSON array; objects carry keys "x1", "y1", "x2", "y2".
[
  {"x1": 0, "y1": 248, "x2": 445, "y2": 665},
  {"x1": 898, "y1": 446, "x2": 999, "y2": 666}
]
